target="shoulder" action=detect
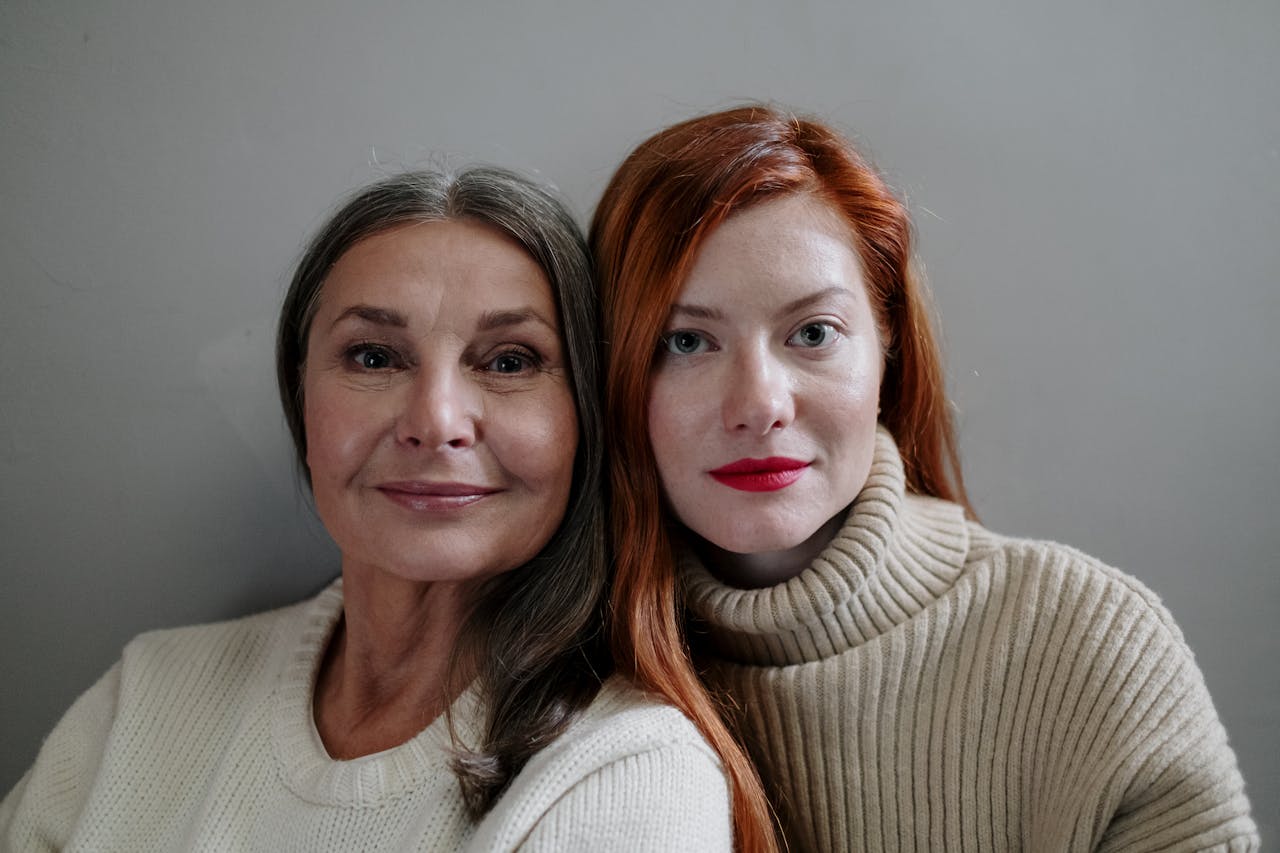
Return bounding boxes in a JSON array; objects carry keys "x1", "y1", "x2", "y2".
[
  {"x1": 1, "y1": 584, "x2": 339, "y2": 850},
  {"x1": 468, "y1": 677, "x2": 732, "y2": 852},
  {"x1": 959, "y1": 524, "x2": 1257, "y2": 844},
  {"x1": 117, "y1": 582, "x2": 334, "y2": 693},
  {"x1": 120, "y1": 603, "x2": 287, "y2": 664},
  {"x1": 517, "y1": 676, "x2": 725, "y2": 798},
  {"x1": 567, "y1": 677, "x2": 723, "y2": 758},
  {"x1": 1, "y1": 663, "x2": 123, "y2": 851},
  {"x1": 963, "y1": 520, "x2": 1189, "y2": 646}
]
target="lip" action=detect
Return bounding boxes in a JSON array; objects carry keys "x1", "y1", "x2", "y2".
[
  {"x1": 377, "y1": 481, "x2": 500, "y2": 511},
  {"x1": 708, "y1": 457, "x2": 809, "y2": 492}
]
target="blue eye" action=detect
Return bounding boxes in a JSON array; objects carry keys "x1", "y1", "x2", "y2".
[
  {"x1": 349, "y1": 345, "x2": 399, "y2": 370},
  {"x1": 662, "y1": 330, "x2": 710, "y2": 355},
  {"x1": 789, "y1": 323, "x2": 836, "y2": 348}
]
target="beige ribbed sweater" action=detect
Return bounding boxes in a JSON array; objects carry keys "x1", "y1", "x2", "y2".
[
  {"x1": 682, "y1": 429, "x2": 1257, "y2": 852},
  {"x1": 1, "y1": 580, "x2": 732, "y2": 852}
]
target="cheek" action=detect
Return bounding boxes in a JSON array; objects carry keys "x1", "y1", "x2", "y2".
[
  {"x1": 646, "y1": 374, "x2": 699, "y2": 489},
  {"x1": 503, "y1": 389, "x2": 579, "y2": 492},
  {"x1": 836, "y1": 358, "x2": 881, "y2": 412},
  {"x1": 817, "y1": 335, "x2": 883, "y2": 414},
  {"x1": 816, "y1": 347, "x2": 882, "y2": 498},
  {"x1": 302, "y1": 387, "x2": 381, "y2": 482}
]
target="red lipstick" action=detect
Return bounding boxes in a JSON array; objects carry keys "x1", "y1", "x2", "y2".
[
  {"x1": 708, "y1": 457, "x2": 808, "y2": 492},
  {"x1": 377, "y1": 481, "x2": 498, "y2": 511}
]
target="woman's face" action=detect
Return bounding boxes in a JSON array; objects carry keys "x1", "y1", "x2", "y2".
[
  {"x1": 302, "y1": 220, "x2": 578, "y2": 585},
  {"x1": 647, "y1": 194, "x2": 883, "y2": 583}
]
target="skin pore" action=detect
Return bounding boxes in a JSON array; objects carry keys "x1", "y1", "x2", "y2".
[
  {"x1": 648, "y1": 194, "x2": 883, "y2": 589},
  {"x1": 301, "y1": 220, "x2": 578, "y2": 757}
]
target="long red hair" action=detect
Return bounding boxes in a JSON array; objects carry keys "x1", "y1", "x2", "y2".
[{"x1": 590, "y1": 105, "x2": 972, "y2": 851}]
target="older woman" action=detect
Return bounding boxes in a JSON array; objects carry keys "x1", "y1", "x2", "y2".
[
  {"x1": 1, "y1": 167, "x2": 731, "y2": 851},
  {"x1": 592, "y1": 106, "x2": 1258, "y2": 852}
]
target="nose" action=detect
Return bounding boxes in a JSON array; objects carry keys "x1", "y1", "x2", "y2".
[
  {"x1": 721, "y1": 344, "x2": 794, "y2": 435},
  {"x1": 395, "y1": 364, "x2": 480, "y2": 450}
]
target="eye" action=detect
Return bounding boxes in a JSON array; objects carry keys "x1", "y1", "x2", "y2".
[
  {"x1": 347, "y1": 344, "x2": 401, "y2": 370},
  {"x1": 483, "y1": 349, "x2": 538, "y2": 374},
  {"x1": 788, "y1": 322, "x2": 837, "y2": 348},
  {"x1": 661, "y1": 330, "x2": 712, "y2": 355}
]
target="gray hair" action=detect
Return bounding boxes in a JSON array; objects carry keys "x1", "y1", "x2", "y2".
[{"x1": 275, "y1": 166, "x2": 608, "y2": 814}]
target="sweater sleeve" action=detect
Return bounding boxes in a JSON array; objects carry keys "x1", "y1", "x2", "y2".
[
  {"x1": 516, "y1": 745, "x2": 733, "y2": 852},
  {"x1": 1093, "y1": 622, "x2": 1257, "y2": 852},
  {"x1": 0, "y1": 662, "x2": 121, "y2": 853}
]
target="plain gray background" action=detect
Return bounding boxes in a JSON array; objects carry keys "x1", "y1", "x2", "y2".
[{"x1": 2, "y1": 0, "x2": 1276, "y2": 836}]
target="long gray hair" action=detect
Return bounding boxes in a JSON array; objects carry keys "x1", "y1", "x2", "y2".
[{"x1": 276, "y1": 166, "x2": 608, "y2": 815}]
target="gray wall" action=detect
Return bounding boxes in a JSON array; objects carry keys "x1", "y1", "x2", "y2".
[{"x1": 2, "y1": 0, "x2": 1275, "y2": 835}]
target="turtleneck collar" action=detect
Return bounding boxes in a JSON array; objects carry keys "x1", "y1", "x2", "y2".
[{"x1": 680, "y1": 427, "x2": 970, "y2": 666}]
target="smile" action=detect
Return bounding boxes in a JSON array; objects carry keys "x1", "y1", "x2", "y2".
[
  {"x1": 376, "y1": 482, "x2": 500, "y2": 511},
  {"x1": 708, "y1": 457, "x2": 809, "y2": 492}
]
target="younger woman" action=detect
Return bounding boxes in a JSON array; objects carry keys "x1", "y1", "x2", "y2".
[{"x1": 592, "y1": 105, "x2": 1257, "y2": 852}]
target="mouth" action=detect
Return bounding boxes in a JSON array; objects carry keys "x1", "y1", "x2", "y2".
[
  {"x1": 376, "y1": 481, "x2": 500, "y2": 511},
  {"x1": 708, "y1": 457, "x2": 809, "y2": 493}
]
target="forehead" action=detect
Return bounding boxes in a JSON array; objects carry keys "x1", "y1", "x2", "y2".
[
  {"x1": 319, "y1": 220, "x2": 555, "y2": 316},
  {"x1": 679, "y1": 194, "x2": 866, "y2": 306}
]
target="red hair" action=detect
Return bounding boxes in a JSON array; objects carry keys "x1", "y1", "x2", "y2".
[{"x1": 590, "y1": 105, "x2": 973, "y2": 850}]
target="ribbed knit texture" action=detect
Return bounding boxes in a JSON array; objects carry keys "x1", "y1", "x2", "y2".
[
  {"x1": 682, "y1": 428, "x2": 1258, "y2": 852},
  {"x1": 1, "y1": 580, "x2": 732, "y2": 852}
]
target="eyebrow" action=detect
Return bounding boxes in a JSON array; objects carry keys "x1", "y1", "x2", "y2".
[
  {"x1": 669, "y1": 285, "x2": 855, "y2": 322},
  {"x1": 329, "y1": 305, "x2": 408, "y2": 330},
  {"x1": 667, "y1": 302, "x2": 726, "y2": 321},
  {"x1": 328, "y1": 305, "x2": 557, "y2": 334},
  {"x1": 778, "y1": 286, "x2": 856, "y2": 315},
  {"x1": 477, "y1": 308, "x2": 558, "y2": 334}
]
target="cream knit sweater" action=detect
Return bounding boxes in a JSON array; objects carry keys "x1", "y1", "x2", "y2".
[
  {"x1": 1, "y1": 580, "x2": 732, "y2": 852},
  {"x1": 682, "y1": 429, "x2": 1257, "y2": 852}
]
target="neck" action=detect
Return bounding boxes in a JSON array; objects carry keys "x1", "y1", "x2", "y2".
[
  {"x1": 314, "y1": 563, "x2": 477, "y2": 759},
  {"x1": 692, "y1": 509, "x2": 848, "y2": 589}
]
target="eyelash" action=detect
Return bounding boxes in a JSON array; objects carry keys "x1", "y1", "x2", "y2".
[
  {"x1": 342, "y1": 341, "x2": 544, "y2": 375},
  {"x1": 659, "y1": 329, "x2": 716, "y2": 356},
  {"x1": 345, "y1": 342, "x2": 403, "y2": 371},
  {"x1": 658, "y1": 320, "x2": 844, "y2": 356},
  {"x1": 480, "y1": 347, "x2": 542, "y2": 375},
  {"x1": 788, "y1": 321, "x2": 840, "y2": 348}
]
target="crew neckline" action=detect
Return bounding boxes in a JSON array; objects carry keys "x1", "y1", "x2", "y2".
[{"x1": 271, "y1": 579, "x2": 479, "y2": 806}]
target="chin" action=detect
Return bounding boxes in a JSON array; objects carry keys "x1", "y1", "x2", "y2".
[
  {"x1": 697, "y1": 502, "x2": 847, "y2": 556},
  {"x1": 704, "y1": 523, "x2": 812, "y2": 557}
]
